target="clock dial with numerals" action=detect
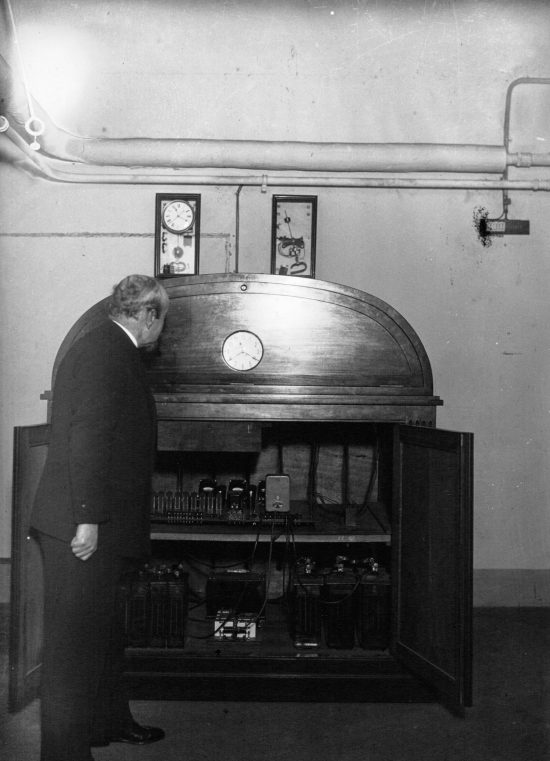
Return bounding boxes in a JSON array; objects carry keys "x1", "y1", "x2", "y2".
[
  {"x1": 222, "y1": 331, "x2": 264, "y2": 371},
  {"x1": 162, "y1": 199, "x2": 195, "y2": 233}
]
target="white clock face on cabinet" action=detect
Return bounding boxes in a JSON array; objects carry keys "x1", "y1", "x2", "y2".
[
  {"x1": 222, "y1": 331, "x2": 263, "y2": 371},
  {"x1": 162, "y1": 199, "x2": 195, "y2": 233}
]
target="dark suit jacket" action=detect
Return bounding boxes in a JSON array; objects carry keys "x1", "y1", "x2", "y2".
[{"x1": 31, "y1": 318, "x2": 157, "y2": 559}]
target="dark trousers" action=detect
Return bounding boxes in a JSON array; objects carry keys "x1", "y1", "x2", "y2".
[{"x1": 38, "y1": 532, "x2": 133, "y2": 761}]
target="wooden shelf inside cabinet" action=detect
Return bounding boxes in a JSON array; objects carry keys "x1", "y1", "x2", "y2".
[{"x1": 150, "y1": 525, "x2": 391, "y2": 543}]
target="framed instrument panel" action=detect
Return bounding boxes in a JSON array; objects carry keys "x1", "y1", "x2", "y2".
[
  {"x1": 154, "y1": 193, "x2": 201, "y2": 277},
  {"x1": 271, "y1": 195, "x2": 317, "y2": 278}
]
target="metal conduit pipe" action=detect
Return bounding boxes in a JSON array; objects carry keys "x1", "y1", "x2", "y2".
[
  {"x1": 504, "y1": 77, "x2": 550, "y2": 151},
  {"x1": 62, "y1": 137, "x2": 508, "y2": 174},
  {"x1": 503, "y1": 79, "x2": 550, "y2": 174},
  {"x1": 1, "y1": 55, "x2": 550, "y2": 183},
  {"x1": 4, "y1": 108, "x2": 550, "y2": 176},
  {"x1": 50, "y1": 175, "x2": 550, "y2": 190},
  {"x1": 4, "y1": 99, "x2": 550, "y2": 175},
  {"x1": 0, "y1": 95, "x2": 509, "y2": 173},
  {"x1": 5, "y1": 128, "x2": 550, "y2": 190}
]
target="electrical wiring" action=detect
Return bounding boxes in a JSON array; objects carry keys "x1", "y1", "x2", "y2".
[
  {"x1": 176, "y1": 555, "x2": 211, "y2": 577},
  {"x1": 252, "y1": 519, "x2": 275, "y2": 623},
  {"x1": 186, "y1": 574, "x2": 260, "y2": 640},
  {"x1": 319, "y1": 572, "x2": 365, "y2": 606},
  {"x1": 358, "y1": 434, "x2": 389, "y2": 534},
  {"x1": 287, "y1": 517, "x2": 318, "y2": 598},
  {"x1": 265, "y1": 516, "x2": 294, "y2": 606},
  {"x1": 360, "y1": 439, "x2": 379, "y2": 511},
  {"x1": 342, "y1": 442, "x2": 349, "y2": 507},
  {"x1": 146, "y1": 433, "x2": 388, "y2": 645},
  {"x1": 307, "y1": 442, "x2": 319, "y2": 510},
  {"x1": 181, "y1": 520, "x2": 262, "y2": 572},
  {"x1": 181, "y1": 517, "x2": 266, "y2": 639},
  {"x1": 286, "y1": 515, "x2": 377, "y2": 605}
]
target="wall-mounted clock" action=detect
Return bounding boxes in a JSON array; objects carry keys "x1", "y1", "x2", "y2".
[
  {"x1": 155, "y1": 193, "x2": 201, "y2": 277},
  {"x1": 222, "y1": 330, "x2": 264, "y2": 371}
]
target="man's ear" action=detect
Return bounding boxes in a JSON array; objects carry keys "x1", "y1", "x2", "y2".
[{"x1": 144, "y1": 308, "x2": 156, "y2": 329}]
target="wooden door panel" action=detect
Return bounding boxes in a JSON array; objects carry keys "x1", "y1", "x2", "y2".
[
  {"x1": 392, "y1": 425, "x2": 473, "y2": 714},
  {"x1": 9, "y1": 425, "x2": 49, "y2": 712}
]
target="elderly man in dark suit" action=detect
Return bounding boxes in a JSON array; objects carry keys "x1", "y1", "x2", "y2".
[{"x1": 31, "y1": 274, "x2": 170, "y2": 761}]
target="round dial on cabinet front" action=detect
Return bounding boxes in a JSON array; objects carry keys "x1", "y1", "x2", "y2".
[
  {"x1": 162, "y1": 200, "x2": 195, "y2": 233},
  {"x1": 222, "y1": 331, "x2": 264, "y2": 371}
]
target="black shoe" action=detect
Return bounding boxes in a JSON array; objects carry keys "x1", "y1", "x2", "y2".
[{"x1": 91, "y1": 722, "x2": 165, "y2": 747}]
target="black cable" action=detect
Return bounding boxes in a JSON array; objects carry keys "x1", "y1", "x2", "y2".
[
  {"x1": 360, "y1": 441, "x2": 378, "y2": 509},
  {"x1": 320, "y1": 572, "x2": 365, "y2": 606},
  {"x1": 254, "y1": 520, "x2": 275, "y2": 623},
  {"x1": 307, "y1": 443, "x2": 319, "y2": 510},
  {"x1": 277, "y1": 441, "x2": 284, "y2": 474},
  {"x1": 187, "y1": 574, "x2": 260, "y2": 640},
  {"x1": 288, "y1": 518, "x2": 317, "y2": 597},
  {"x1": 359, "y1": 436, "x2": 389, "y2": 533},
  {"x1": 342, "y1": 442, "x2": 349, "y2": 507}
]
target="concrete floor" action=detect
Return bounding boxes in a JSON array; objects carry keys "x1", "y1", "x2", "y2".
[{"x1": 1, "y1": 608, "x2": 549, "y2": 761}]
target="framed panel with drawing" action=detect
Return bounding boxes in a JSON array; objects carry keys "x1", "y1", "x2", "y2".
[{"x1": 271, "y1": 195, "x2": 317, "y2": 278}]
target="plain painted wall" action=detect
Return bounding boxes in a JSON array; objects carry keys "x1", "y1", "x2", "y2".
[{"x1": 1, "y1": 0, "x2": 549, "y2": 603}]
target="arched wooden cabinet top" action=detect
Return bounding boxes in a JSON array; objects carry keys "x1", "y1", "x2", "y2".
[{"x1": 51, "y1": 273, "x2": 441, "y2": 423}]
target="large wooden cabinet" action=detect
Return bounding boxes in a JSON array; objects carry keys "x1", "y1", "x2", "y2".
[{"x1": 10, "y1": 274, "x2": 473, "y2": 715}]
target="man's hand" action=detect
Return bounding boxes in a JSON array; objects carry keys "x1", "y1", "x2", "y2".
[{"x1": 71, "y1": 523, "x2": 98, "y2": 561}]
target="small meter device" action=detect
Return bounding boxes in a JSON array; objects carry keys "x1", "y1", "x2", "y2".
[{"x1": 265, "y1": 474, "x2": 290, "y2": 513}]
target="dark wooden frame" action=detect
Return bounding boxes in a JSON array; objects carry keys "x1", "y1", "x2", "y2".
[
  {"x1": 392, "y1": 425, "x2": 474, "y2": 714},
  {"x1": 271, "y1": 195, "x2": 317, "y2": 278},
  {"x1": 154, "y1": 193, "x2": 201, "y2": 277},
  {"x1": 9, "y1": 424, "x2": 49, "y2": 712}
]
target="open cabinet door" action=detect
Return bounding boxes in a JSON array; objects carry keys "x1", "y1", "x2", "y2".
[
  {"x1": 392, "y1": 425, "x2": 473, "y2": 715},
  {"x1": 9, "y1": 424, "x2": 49, "y2": 712}
]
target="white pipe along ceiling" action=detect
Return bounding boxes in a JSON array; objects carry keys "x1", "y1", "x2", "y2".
[{"x1": 1, "y1": 54, "x2": 549, "y2": 190}]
